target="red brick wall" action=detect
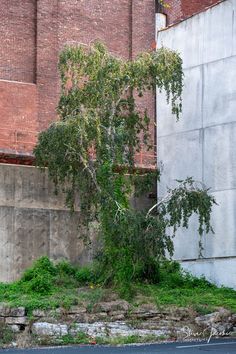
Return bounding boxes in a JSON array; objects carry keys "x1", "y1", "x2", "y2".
[
  {"x1": 0, "y1": 0, "x2": 36, "y2": 83},
  {"x1": 36, "y1": 0, "x2": 134, "y2": 132},
  {"x1": 0, "y1": 0, "x2": 156, "y2": 165},
  {"x1": 0, "y1": 0, "x2": 154, "y2": 167},
  {"x1": 36, "y1": 0, "x2": 156, "y2": 167},
  {"x1": 59, "y1": 0, "x2": 132, "y2": 58},
  {"x1": 164, "y1": 0, "x2": 222, "y2": 25},
  {"x1": 132, "y1": 1, "x2": 156, "y2": 168},
  {"x1": 0, "y1": 81, "x2": 38, "y2": 155},
  {"x1": 0, "y1": 0, "x2": 225, "y2": 165},
  {"x1": 36, "y1": 0, "x2": 60, "y2": 132}
]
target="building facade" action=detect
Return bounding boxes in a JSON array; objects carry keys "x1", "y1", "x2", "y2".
[
  {"x1": 0, "y1": 0, "x2": 221, "y2": 164},
  {"x1": 0, "y1": 0, "x2": 228, "y2": 282},
  {"x1": 0, "y1": 0, "x2": 156, "y2": 165},
  {"x1": 157, "y1": 0, "x2": 236, "y2": 288},
  {"x1": 162, "y1": 0, "x2": 222, "y2": 25}
]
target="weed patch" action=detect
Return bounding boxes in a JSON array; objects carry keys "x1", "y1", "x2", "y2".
[
  {"x1": 0, "y1": 257, "x2": 235, "y2": 316},
  {"x1": 0, "y1": 323, "x2": 15, "y2": 346}
]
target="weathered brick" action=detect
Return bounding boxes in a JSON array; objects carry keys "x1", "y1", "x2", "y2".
[
  {"x1": 0, "y1": 0, "x2": 156, "y2": 167},
  {"x1": 0, "y1": 0, "x2": 36, "y2": 83},
  {"x1": 0, "y1": 80, "x2": 37, "y2": 155},
  {"x1": 164, "y1": 0, "x2": 222, "y2": 25},
  {"x1": 0, "y1": 0, "x2": 221, "y2": 166}
]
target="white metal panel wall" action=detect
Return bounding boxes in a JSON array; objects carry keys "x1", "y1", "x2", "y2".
[{"x1": 156, "y1": 0, "x2": 236, "y2": 288}]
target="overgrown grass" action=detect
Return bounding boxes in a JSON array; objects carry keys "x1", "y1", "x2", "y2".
[
  {"x1": 0, "y1": 257, "x2": 105, "y2": 314},
  {"x1": 39, "y1": 333, "x2": 168, "y2": 347},
  {"x1": 134, "y1": 284, "x2": 236, "y2": 314},
  {"x1": 0, "y1": 257, "x2": 235, "y2": 315},
  {"x1": 95, "y1": 334, "x2": 168, "y2": 345},
  {"x1": 0, "y1": 323, "x2": 15, "y2": 346},
  {"x1": 59, "y1": 332, "x2": 93, "y2": 345},
  {"x1": 132, "y1": 261, "x2": 236, "y2": 313}
]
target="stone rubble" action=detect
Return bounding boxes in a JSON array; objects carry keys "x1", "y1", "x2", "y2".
[
  {"x1": 0, "y1": 304, "x2": 25, "y2": 317},
  {"x1": 69, "y1": 321, "x2": 171, "y2": 338},
  {"x1": 32, "y1": 321, "x2": 171, "y2": 338},
  {"x1": 195, "y1": 308, "x2": 235, "y2": 334},
  {"x1": 93, "y1": 300, "x2": 130, "y2": 313},
  {"x1": 32, "y1": 323, "x2": 68, "y2": 337},
  {"x1": 0, "y1": 302, "x2": 235, "y2": 345}
]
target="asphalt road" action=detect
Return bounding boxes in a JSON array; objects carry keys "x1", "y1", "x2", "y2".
[{"x1": 0, "y1": 339, "x2": 236, "y2": 354}]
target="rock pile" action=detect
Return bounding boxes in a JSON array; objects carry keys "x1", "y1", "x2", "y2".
[
  {"x1": 0, "y1": 301, "x2": 235, "y2": 347},
  {"x1": 0, "y1": 304, "x2": 28, "y2": 333},
  {"x1": 195, "y1": 308, "x2": 236, "y2": 334}
]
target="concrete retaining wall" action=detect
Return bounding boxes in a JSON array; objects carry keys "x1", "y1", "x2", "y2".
[
  {"x1": 0, "y1": 164, "x2": 94, "y2": 283},
  {"x1": 156, "y1": 0, "x2": 236, "y2": 288}
]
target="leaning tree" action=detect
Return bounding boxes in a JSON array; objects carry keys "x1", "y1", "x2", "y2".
[{"x1": 34, "y1": 42, "x2": 216, "y2": 287}]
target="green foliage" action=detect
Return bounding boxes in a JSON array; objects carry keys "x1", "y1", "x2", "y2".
[
  {"x1": 158, "y1": 260, "x2": 215, "y2": 289},
  {"x1": 135, "y1": 261, "x2": 236, "y2": 313},
  {"x1": 76, "y1": 266, "x2": 96, "y2": 284},
  {"x1": 146, "y1": 177, "x2": 217, "y2": 258},
  {"x1": 24, "y1": 272, "x2": 54, "y2": 295},
  {"x1": 55, "y1": 260, "x2": 77, "y2": 277},
  {"x1": 95, "y1": 334, "x2": 166, "y2": 345},
  {"x1": 20, "y1": 257, "x2": 57, "y2": 295},
  {"x1": 96, "y1": 178, "x2": 215, "y2": 289},
  {"x1": 133, "y1": 170, "x2": 159, "y2": 197},
  {"x1": 60, "y1": 332, "x2": 92, "y2": 345},
  {"x1": 0, "y1": 257, "x2": 105, "y2": 313},
  {"x1": 0, "y1": 323, "x2": 15, "y2": 346},
  {"x1": 21, "y1": 256, "x2": 56, "y2": 282},
  {"x1": 34, "y1": 42, "x2": 216, "y2": 288},
  {"x1": 0, "y1": 258, "x2": 235, "y2": 315},
  {"x1": 34, "y1": 42, "x2": 183, "y2": 218},
  {"x1": 60, "y1": 333, "x2": 167, "y2": 346}
]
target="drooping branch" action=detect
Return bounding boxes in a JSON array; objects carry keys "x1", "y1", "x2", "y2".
[
  {"x1": 34, "y1": 42, "x2": 216, "y2": 285},
  {"x1": 146, "y1": 179, "x2": 209, "y2": 218}
]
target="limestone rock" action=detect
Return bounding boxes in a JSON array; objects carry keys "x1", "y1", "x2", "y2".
[
  {"x1": 5, "y1": 317, "x2": 28, "y2": 325},
  {"x1": 32, "y1": 308, "x2": 63, "y2": 319},
  {"x1": 164, "y1": 315, "x2": 182, "y2": 322},
  {"x1": 134, "y1": 321, "x2": 173, "y2": 331},
  {"x1": 67, "y1": 313, "x2": 87, "y2": 322},
  {"x1": 130, "y1": 304, "x2": 159, "y2": 319},
  {"x1": 171, "y1": 307, "x2": 196, "y2": 320},
  {"x1": 32, "y1": 310, "x2": 47, "y2": 318},
  {"x1": 0, "y1": 304, "x2": 10, "y2": 316},
  {"x1": 32, "y1": 322, "x2": 68, "y2": 337},
  {"x1": 93, "y1": 300, "x2": 130, "y2": 313},
  {"x1": 0, "y1": 304, "x2": 25, "y2": 317},
  {"x1": 195, "y1": 308, "x2": 232, "y2": 328},
  {"x1": 70, "y1": 321, "x2": 170, "y2": 338},
  {"x1": 68, "y1": 306, "x2": 87, "y2": 315},
  {"x1": 83, "y1": 313, "x2": 108, "y2": 323},
  {"x1": 195, "y1": 308, "x2": 234, "y2": 335},
  {"x1": 10, "y1": 325, "x2": 21, "y2": 333},
  {"x1": 230, "y1": 314, "x2": 236, "y2": 326},
  {"x1": 9, "y1": 307, "x2": 25, "y2": 317},
  {"x1": 93, "y1": 312, "x2": 108, "y2": 321},
  {"x1": 109, "y1": 311, "x2": 125, "y2": 321},
  {"x1": 213, "y1": 322, "x2": 234, "y2": 334}
]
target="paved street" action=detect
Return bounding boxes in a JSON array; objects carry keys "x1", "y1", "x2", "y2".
[{"x1": 0, "y1": 339, "x2": 236, "y2": 354}]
